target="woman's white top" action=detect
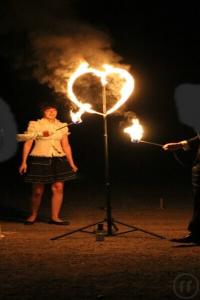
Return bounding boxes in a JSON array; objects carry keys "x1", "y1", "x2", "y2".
[{"x1": 26, "y1": 118, "x2": 68, "y2": 157}]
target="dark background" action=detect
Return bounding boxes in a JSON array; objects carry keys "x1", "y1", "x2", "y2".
[
  {"x1": 0, "y1": 5, "x2": 199, "y2": 300},
  {"x1": 0, "y1": 1, "x2": 199, "y2": 191}
]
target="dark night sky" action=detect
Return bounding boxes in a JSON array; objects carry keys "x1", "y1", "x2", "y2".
[{"x1": 0, "y1": 1, "x2": 199, "y2": 187}]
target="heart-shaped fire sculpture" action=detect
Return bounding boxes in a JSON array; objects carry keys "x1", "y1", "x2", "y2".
[{"x1": 67, "y1": 63, "x2": 134, "y2": 116}]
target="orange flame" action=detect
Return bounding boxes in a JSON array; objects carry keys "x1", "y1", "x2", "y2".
[
  {"x1": 124, "y1": 118, "x2": 144, "y2": 142},
  {"x1": 70, "y1": 104, "x2": 91, "y2": 123}
]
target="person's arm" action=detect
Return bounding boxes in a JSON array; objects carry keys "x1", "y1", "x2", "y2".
[
  {"x1": 19, "y1": 139, "x2": 34, "y2": 174},
  {"x1": 25, "y1": 120, "x2": 51, "y2": 139},
  {"x1": 61, "y1": 135, "x2": 78, "y2": 172},
  {"x1": 163, "y1": 140, "x2": 189, "y2": 151},
  {"x1": 163, "y1": 136, "x2": 199, "y2": 151}
]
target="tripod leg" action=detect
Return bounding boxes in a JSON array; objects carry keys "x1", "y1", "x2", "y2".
[
  {"x1": 111, "y1": 221, "x2": 119, "y2": 232},
  {"x1": 50, "y1": 220, "x2": 105, "y2": 240},
  {"x1": 113, "y1": 220, "x2": 166, "y2": 239}
]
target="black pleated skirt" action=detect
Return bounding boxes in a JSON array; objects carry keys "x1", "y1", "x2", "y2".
[{"x1": 24, "y1": 156, "x2": 76, "y2": 184}]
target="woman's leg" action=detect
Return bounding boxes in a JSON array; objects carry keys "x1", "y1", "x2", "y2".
[
  {"x1": 51, "y1": 181, "x2": 64, "y2": 221},
  {"x1": 26, "y1": 183, "x2": 45, "y2": 222}
]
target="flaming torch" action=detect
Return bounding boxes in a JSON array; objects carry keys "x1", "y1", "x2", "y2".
[
  {"x1": 56, "y1": 103, "x2": 92, "y2": 132},
  {"x1": 124, "y1": 118, "x2": 163, "y2": 147},
  {"x1": 124, "y1": 118, "x2": 144, "y2": 142}
]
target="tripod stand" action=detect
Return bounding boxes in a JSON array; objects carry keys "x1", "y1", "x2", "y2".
[{"x1": 51, "y1": 85, "x2": 166, "y2": 241}]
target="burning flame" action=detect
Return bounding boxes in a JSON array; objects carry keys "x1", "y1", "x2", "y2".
[
  {"x1": 70, "y1": 104, "x2": 91, "y2": 123},
  {"x1": 124, "y1": 118, "x2": 144, "y2": 142},
  {"x1": 67, "y1": 62, "x2": 134, "y2": 116}
]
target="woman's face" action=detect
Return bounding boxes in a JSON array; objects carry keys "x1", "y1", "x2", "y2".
[{"x1": 43, "y1": 107, "x2": 58, "y2": 120}]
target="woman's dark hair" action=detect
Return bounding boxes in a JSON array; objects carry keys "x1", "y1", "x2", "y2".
[{"x1": 39, "y1": 102, "x2": 59, "y2": 116}]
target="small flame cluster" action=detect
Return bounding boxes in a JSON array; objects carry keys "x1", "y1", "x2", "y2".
[
  {"x1": 70, "y1": 103, "x2": 91, "y2": 124},
  {"x1": 124, "y1": 118, "x2": 144, "y2": 142}
]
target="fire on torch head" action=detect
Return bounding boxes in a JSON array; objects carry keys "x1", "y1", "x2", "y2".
[
  {"x1": 70, "y1": 103, "x2": 91, "y2": 124},
  {"x1": 123, "y1": 118, "x2": 163, "y2": 148},
  {"x1": 124, "y1": 118, "x2": 144, "y2": 142}
]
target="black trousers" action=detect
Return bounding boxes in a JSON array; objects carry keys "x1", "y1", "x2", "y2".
[{"x1": 188, "y1": 162, "x2": 200, "y2": 234}]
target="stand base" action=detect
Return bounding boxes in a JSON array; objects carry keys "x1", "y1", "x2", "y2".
[{"x1": 50, "y1": 218, "x2": 166, "y2": 240}]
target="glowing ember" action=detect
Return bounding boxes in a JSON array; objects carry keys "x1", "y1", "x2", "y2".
[
  {"x1": 70, "y1": 104, "x2": 91, "y2": 123},
  {"x1": 67, "y1": 62, "x2": 134, "y2": 116},
  {"x1": 124, "y1": 118, "x2": 144, "y2": 142}
]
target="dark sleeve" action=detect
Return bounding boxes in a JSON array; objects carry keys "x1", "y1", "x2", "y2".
[{"x1": 187, "y1": 136, "x2": 199, "y2": 148}]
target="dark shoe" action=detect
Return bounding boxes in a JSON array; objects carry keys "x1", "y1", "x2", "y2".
[
  {"x1": 48, "y1": 220, "x2": 70, "y2": 225},
  {"x1": 24, "y1": 220, "x2": 35, "y2": 225},
  {"x1": 171, "y1": 234, "x2": 200, "y2": 243}
]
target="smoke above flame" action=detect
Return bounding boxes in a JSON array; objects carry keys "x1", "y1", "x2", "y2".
[
  {"x1": 0, "y1": 0, "x2": 126, "y2": 103},
  {"x1": 30, "y1": 29, "x2": 122, "y2": 96}
]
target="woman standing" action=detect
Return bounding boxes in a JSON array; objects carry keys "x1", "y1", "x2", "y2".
[{"x1": 19, "y1": 103, "x2": 78, "y2": 225}]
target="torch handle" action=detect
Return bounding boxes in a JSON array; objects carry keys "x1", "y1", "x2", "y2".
[
  {"x1": 140, "y1": 140, "x2": 163, "y2": 147},
  {"x1": 56, "y1": 123, "x2": 74, "y2": 131}
]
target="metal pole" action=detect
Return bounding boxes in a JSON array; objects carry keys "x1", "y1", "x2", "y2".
[{"x1": 102, "y1": 84, "x2": 113, "y2": 236}]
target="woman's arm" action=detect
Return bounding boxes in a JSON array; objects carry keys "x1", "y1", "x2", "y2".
[
  {"x1": 61, "y1": 135, "x2": 78, "y2": 172},
  {"x1": 19, "y1": 139, "x2": 34, "y2": 174}
]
